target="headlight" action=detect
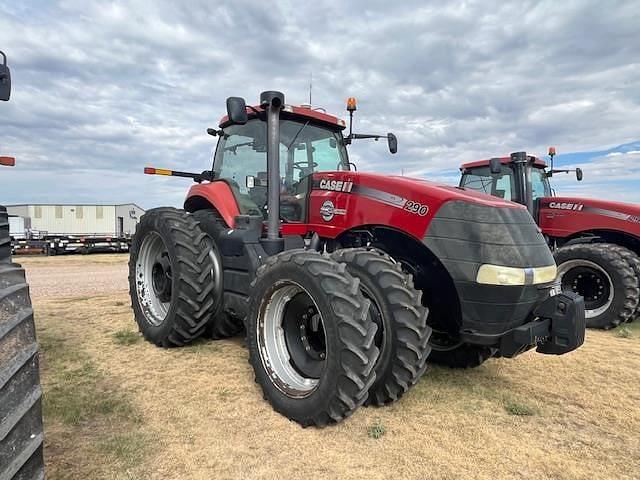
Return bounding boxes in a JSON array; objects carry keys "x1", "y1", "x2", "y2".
[{"x1": 476, "y1": 264, "x2": 557, "y2": 286}]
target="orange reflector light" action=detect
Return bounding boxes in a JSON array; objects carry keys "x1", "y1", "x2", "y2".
[
  {"x1": 346, "y1": 97, "x2": 357, "y2": 111},
  {"x1": 0, "y1": 156, "x2": 16, "y2": 166},
  {"x1": 144, "y1": 167, "x2": 172, "y2": 176},
  {"x1": 548, "y1": 146, "x2": 556, "y2": 156}
]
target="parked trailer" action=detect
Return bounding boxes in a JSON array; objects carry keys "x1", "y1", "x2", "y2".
[
  {"x1": 11, "y1": 234, "x2": 131, "y2": 256},
  {"x1": 6, "y1": 203, "x2": 144, "y2": 255}
]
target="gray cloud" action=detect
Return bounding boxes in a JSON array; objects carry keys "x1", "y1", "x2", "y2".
[{"x1": 1, "y1": 0, "x2": 639, "y2": 207}]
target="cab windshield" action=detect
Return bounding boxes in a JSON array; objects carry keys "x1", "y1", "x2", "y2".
[
  {"x1": 213, "y1": 118, "x2": 349, "y2": 219},
  {"x1": 460, "y1": 165, "x2": 551, "y2": 202}
]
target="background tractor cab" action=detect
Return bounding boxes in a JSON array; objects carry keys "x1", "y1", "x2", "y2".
[
  {"x1": 459, "y1": 150, "x2": 582, "y2": 221},
  {"x1": 459, "y1": 150, "x2": 640, "y2": 329}
]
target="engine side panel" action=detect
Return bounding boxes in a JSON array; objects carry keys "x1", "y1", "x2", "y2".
[
  {"x1": 299, "y1": 171, "x2": 523, "y2": 241},
  {"x1": 538, "y1": 196, "x2": 640, "y2": 239}
]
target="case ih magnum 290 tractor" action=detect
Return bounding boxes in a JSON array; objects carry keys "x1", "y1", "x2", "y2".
[
  {"x1": 131, "y1": 91, "x2": 585, "y2": 426},
  {"x1": 460, "y1": 151, "x2": 640, "y2": 329},
  {"x1": 0, "y1": 51, "x2": 46, "y2": 480}
]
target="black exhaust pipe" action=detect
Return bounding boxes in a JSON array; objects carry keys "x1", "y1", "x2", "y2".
[
  {"x1": 511, "y1": 151, "x2": 534, "y2": 216},
  {"x1": 260, "y1": 91, "x2": 285, "y2": 255}
]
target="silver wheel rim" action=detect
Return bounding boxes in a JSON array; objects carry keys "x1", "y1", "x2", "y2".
[
  {"x1": 257, "y1": 281, "x2": 325, "y2": 398},
  {"x1": 135, "y1": 232, "x2": 171, "y2": 326},
  {"x1": 557, "y1": 259, "x2": 614, "y2": 318}
]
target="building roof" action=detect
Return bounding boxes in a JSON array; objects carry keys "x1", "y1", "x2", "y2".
[{"x1": 5, "y1": 203, "x2": 145, "y2": 210}]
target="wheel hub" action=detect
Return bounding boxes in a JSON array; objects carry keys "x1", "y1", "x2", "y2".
[
  {"x1": 151, "y1": 254, "x2": 172, "y2": 302},
  {"x1": 557, "y1": 259, "x2": 614, "y2": 318},
  {"x1": 257, "y1": 282, "x2": 327, "y2": 398},
  {"x1": 283, "y1": 301, "x2": 326, "y2": 378}
]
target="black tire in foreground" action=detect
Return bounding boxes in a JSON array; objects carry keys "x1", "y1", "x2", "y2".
[
  {"x1": 609, "y1": 245, "x2": 640, "y2": 323},
  {"x1": 0, "y1": 207, "x2": 10, "y2": 261},
  {"x1": 331, "y1": 248, "x2": 431, "y2": 406},
  {"x1": 555, "y1": 243, "x2": 640, "y2": 329},
  {"x1": 246, "y1": 250, "x2": 379, "y2": 427},
  {"x1": 129, "y1": 207, "x2": 220, "y2": 347},
  {"x1": 0, "y1": 214, "x2": 45, "y2": 480},
  {"x1": 191, "y1": 209, "x2": 244, "y2": 340},
  {"x1": 428, "y1": 342, "x2": 495, "y2": 369}
]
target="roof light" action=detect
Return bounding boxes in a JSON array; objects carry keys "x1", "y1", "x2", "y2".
[
  {"x1": 346, "y1": 97, "x2": 357, "y2": 112},
  {"x1": 0, "y1": 156, "x2": 15, "y2": 166}
]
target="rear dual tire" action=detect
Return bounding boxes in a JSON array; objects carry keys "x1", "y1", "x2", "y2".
[{"x1": 129, "y1": 207, "x2": 233, "y2": 347}]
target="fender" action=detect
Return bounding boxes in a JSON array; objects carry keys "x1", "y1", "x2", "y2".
[{"x1": 184, "y1": 181, "x2": 240, "y2": 228}]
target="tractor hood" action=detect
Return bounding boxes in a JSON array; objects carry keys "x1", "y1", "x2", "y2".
[
  {"x1": 359, "y1": 172, "x2": 524, "y2": 209},
  {"x1": 538, "y1": 195, "x2": 640, "y2": 238}
]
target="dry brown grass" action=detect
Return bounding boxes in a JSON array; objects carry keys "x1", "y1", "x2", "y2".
[{"x1": 26, "y1": 257, "x2": 640, "y2": 480}]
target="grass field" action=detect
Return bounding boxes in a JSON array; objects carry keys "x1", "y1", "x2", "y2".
[{"x1": 20, "y1": 255, "x2": 640, "y2": 479}]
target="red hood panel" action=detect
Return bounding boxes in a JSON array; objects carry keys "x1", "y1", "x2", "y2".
[{"x1": 302, "y1": 171, "x2": 527, "y2": 241}]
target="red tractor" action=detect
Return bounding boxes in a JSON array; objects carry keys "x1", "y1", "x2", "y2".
[
  {"x1": 459, "y1": 150, "x2": 640, "y2": 329},
  {"x1": 131, "y1": 91, "x2": 585, "y2": 427}
]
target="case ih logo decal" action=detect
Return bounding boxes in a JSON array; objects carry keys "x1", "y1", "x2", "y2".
[
  {"x1": 548, "y1": 202, "x2": 584, "y2": 211},
  {"x1": 318, "y1": 179, "x2": 354, "y2": 192},
  {"x1": 545, "y1": 201, "x2": 640, "y2": 224},
  {"x1": 320, "y1": 200, "x2": 347, "y2": 222},
  {"x1": 314, "y1": 179, "x2": 429, "y2": 217}
]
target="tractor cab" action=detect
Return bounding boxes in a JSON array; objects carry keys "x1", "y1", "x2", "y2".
[
  {"x1": 459, "y1": 149, "x2": 583, "y2": 221},
  {"x1": 213, "y1": 106, "x2": 351, "y2": 222},
  {"x1": 459, "y1": 153, "x2": 552, "y2": 220}
]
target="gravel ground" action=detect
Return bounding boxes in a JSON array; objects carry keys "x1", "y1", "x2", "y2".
[{"x1": 19, "y1": 255, "x2": 129, "y2": 298}]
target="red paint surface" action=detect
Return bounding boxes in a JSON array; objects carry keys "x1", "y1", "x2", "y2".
[
  {"x1": 185, "y1": 182, "x2": 241, "y2": 228},
  {"x1": 538, "y1": 196, "x2": 640, "y2": 239},
  {"x1": 460, "y1": 156, "x2": 547, "y2": 170}
]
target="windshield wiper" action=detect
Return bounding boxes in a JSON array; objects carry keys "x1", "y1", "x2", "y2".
[{"x1": 287, "y1": 121, "x2": 310, "y2": 151}]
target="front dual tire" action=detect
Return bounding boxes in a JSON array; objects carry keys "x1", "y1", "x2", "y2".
[{"x1": 246, "y1": 250, "x2": 379, "y2": 427}]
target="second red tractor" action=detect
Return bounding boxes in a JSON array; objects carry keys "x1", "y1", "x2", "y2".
[{"x1": 460, "y1": 151, "x2": 640, "y2": 329}]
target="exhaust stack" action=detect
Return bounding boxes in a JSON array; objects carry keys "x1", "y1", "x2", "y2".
[{"x1": 260, "y1": 91, "x2": 285, "y2": 255}]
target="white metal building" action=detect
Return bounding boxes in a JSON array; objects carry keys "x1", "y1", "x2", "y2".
[{"x1": 6, "y1": 203, "x2": 145, "y2": 237}]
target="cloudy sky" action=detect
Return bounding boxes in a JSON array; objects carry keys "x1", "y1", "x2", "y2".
[{"x1": 1, "y1": 0, "x2": 639, "y2": 208}]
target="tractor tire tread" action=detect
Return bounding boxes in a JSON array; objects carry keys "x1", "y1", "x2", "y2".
[
  {"x1": 0, "y1": 241, "x2": 45, "y2": 479},
  {"x1": 331, "y1": 248, "x2": 431, "y2": 406}
]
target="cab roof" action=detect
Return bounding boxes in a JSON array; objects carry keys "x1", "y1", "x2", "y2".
[
  {"x1": 219, "y1": 104, "x2": 347, "y2": 130},
  {"x1": 460, "y1": 156, "x2": 548, "y2": 171}
]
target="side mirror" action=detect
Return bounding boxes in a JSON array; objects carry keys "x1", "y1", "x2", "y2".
[
  {"x1": 387, "y1": 133, "x2": 397, "y2": 154},
  {"x1": 226, "y1": 97, "x2": 248, "y2": 125},
  {"x1": 489, "y1": 158, "x2": 502, "y2": 174},
  {"x1": 0, "y1": 51, "x2": 11, "y2": 102},
  {"x1": 576, "y1": 167, "x2": 583, "y2": 181}
]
